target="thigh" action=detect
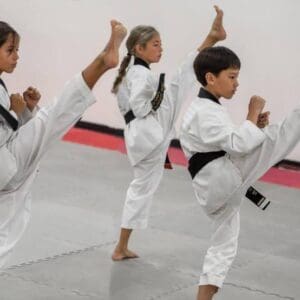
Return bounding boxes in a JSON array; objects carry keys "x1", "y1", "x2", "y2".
[{"x1": 131, "y1": 146, "x2": 166, "y2": 194}]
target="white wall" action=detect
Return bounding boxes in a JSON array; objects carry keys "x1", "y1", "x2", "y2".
[{"x1": 2, "y1": 0, "x2": 300, "y2": 161}]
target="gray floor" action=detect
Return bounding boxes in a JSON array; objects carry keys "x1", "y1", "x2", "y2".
[{"x1": 0, "y1": 141, "x2": 299, "y2": 300}]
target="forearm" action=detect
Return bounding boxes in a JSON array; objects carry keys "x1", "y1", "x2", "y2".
[{"x1": 221, "y1": 121, "x2": 266, "y2": 155}]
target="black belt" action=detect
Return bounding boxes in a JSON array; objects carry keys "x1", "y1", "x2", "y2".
[
  {"x1": 188, "y1": 151, "x2": 226, "y2": 179},
  {"x1": 188, "y1": 151, "x2": 270, "y2": 210},
  {"x1": 0, "y1": 78, "x2": 19, "y2": 131},
  {"x1": 124, "y1": 110, "x2": 135, "y2": 125}
]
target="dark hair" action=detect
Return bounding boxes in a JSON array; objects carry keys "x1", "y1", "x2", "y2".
[
  {"x1": 112, "y1": 25, "x2": 159, "y2": 94},
  {"x1": 0, "y1": 21, "x2": 19, "y2": 47},
  {"x1": 194, "y1": 46, "x2": 241, "y2": 86}
]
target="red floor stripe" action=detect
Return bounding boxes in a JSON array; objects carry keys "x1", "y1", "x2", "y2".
[{"x1": 63, "y1": 128, "x2": 300, "y2": 189}]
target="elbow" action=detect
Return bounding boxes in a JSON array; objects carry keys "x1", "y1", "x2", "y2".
[{"x1": 227, "y1": 139, "x2": 260, "y2": 155}]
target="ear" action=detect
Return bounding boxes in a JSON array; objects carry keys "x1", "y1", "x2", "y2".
[
  {"x1": 134, "y1": 44, "x2": 144, "y2": 56},
  {"x1": 205, "y1": 72, "x2": 216, "y2": 86}
]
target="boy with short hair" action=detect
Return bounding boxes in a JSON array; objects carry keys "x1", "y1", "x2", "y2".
[{"x1": 180, "y1": 45, "x2": 300, "y2": 299}]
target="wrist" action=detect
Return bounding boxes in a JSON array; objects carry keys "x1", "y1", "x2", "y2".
[{"x1": 247, "y1": 112, "x2": 260, "y2": 124}]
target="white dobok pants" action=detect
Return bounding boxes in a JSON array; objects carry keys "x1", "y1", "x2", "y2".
[{"x1": 197, "y1": 107, "x2": 300, "y2": 288}]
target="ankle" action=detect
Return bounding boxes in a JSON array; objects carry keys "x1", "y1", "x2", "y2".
[{"x1": 197, "y1": 285, "x2": 218, "y2": 300}]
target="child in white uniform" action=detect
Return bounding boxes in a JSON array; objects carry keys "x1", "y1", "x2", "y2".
[
  {"x1": 0, "y1": 20, "x2": 127, "y2": 269},
  {"x1": 180, "y1": 43, "x2": 300, "y2": 300},
  {"x1": 111, "y1": 6, "x2": 227, "y2": 261}
]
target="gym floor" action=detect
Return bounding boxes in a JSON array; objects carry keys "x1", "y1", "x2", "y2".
[{"x1": 0, "y1": 128, "x2": 299, "y2": 300}]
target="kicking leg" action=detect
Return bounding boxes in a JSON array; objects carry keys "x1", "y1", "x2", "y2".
[
  {"x1": 232, "y1": 107, "x2": 300, "y2": 186},
  {"x1": 83, "y1": 20, "x2": 127, "y2": 89},
  {"x1": 6, "y1": 20, "x2": 127, "y2": 189}
]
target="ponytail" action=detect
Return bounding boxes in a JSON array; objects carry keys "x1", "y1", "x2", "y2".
[
  {"x1": 111, "y1": 53, "x2": 132, "y2": 94},
  {"x1": 112, "y1": 25, "x2": 159, "y2": 94}
]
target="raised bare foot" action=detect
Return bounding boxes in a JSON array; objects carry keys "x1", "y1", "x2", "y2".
[
  {"x1": 111, "y1": 247, "x2": 139, "y2": 261},
  {"x1": 102, "y1": 20, "x2": 127, "y2": 69},
  {"x1": 208, "y1": 5, "x2": 226, "y2": 43}
]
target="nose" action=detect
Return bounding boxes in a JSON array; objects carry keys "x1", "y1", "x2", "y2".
[{"x1": 13, "y1": 51, "x2": 19, "y2": 61}]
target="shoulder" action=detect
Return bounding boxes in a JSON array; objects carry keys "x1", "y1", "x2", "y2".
[
  {"x1": 128, "y1": 65, "x2": 153, "y2": 79},
  {"x1": 190, "y1": 98, "x2": 231, "y2": 127},
  {"x1": 127, "y1": 66, "x2": 156, "y2": 87}
]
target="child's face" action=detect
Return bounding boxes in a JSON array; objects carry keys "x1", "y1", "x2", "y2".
[
  {"x1": 208, "y1": 67, "x2": 239, "y2": 99},
  {"x1": 135, "y1": 34, "x2": 162, "y2": 64},
  {"x1": 0, "y1": 33, "x2": 20, "y2": 74}
]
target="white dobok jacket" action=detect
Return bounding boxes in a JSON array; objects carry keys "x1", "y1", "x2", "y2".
[
  {"x1": 180, "y1": 88, "x2": 267, "y2": 215},
  {"x1": 117, "y1": 53, "x2": 197, "y2": 166},
  {"x1": 0, "y1": 83, "x2": 36, "y2": 190}
]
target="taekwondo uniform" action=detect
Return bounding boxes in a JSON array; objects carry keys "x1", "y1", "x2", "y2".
[
  {"x1": 180, "y1": 87, "x2": 300, "y2": 288},
  {"x1": 0, "y1": 74, "x2": 96, "y2": 269},
  {"x1": 116, "y1": 52, "x2": 197, "y2": 229}
]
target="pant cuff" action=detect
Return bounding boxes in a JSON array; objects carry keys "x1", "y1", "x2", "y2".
[
  {"x1": 199, "y1": 274, "x2": 224, "y2": 288},
  {"x1": 121, "y1": 220, "x2": 148, "y2": 230}
]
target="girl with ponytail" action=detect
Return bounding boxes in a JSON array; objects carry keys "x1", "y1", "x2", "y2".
[{"x1": 112, "y1": 6, "x2": 226, "y2": 261}]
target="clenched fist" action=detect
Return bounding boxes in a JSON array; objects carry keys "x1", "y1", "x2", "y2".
[
  {"x1": 257, "y1": 111, "x2": 270, "y2": 128},
  {"x1": 249, "y1": 95, "x2": 265, "y2": 114},
  {"x1": 10, "y1": 93, "x2": 26, "y2": 117},
  {"x1": 247, "y1": 95, "x2": 266, "y2": 125},
  {"x1": 23, "y1": 87, "x2": 41, "y2": 112}
]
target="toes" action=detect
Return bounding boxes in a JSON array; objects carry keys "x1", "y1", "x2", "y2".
[
  {"x1": 110, "y1": 20, "x2": 118, "y2": 28},
  {"x1": 111, "y1": 254, "x2": 138, "y2": 261}
]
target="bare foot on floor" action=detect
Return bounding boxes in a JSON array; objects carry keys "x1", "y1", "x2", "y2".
[
  {"x1": 102, "y1": 20, "x2": 127, "y2": 69},
  {"x1": 111, "y1": 248, "x2": 139, "y2": 261}
]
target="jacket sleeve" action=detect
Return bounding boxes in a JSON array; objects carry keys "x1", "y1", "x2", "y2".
[
  {"x1": 18, "y1": 106, "x2": 38, "y2": 126},
  {"x1": 195, "y1": 111, "x2": 267, "y2": 155},
  {"x1": 128, "y1": 68, "x2": 155, "y2": 118}
]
